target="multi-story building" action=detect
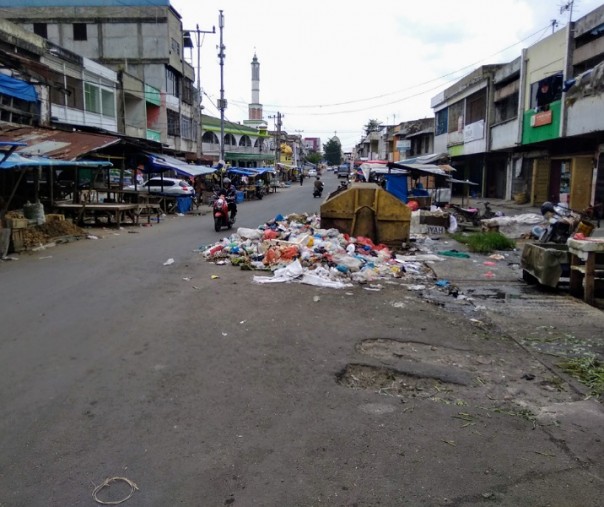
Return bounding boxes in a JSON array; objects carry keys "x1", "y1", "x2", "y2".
[
  {"x1": 427, "y1": 4, "x2": 604, "y2": 208},
  {"x1": 0, "y1": 0, "x2": 199, "y2": 158}
]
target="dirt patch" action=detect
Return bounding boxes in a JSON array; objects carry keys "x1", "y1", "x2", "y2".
[
  {"x1": 336, "y1": 363, "x2": 460, "y2": 399},
  {"x1": 21, "y1": 220, "x2": 87, "y2": 249}
]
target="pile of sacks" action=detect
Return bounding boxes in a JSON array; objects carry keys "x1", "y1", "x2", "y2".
[{"x1": 201, "y1": 213, "x2": 430, "y2": 289}]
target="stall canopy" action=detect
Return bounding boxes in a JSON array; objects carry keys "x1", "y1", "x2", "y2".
[
  {"x1": 143, "y1": 152, "x2": 216, "y2": 177},
  {"x1": 0, "y1": 152, "x2": 112, "y2": 170}
]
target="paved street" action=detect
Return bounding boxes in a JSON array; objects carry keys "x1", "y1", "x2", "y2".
[{"x1": 1, "y1": 173, "x2": 603, "y2": 506}]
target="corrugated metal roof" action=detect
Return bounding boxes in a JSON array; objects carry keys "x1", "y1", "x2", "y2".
[{"x1": 0, "y1": 126, "x2": 120, "y2": 160}]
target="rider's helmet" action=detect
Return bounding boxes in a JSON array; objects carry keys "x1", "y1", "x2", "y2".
[
  {"x1": 223, "y1": 178, "x2": 231, "y2": 186},
  {"x1": 541, "y1": 201, "x2": 556, "y2": 216}
]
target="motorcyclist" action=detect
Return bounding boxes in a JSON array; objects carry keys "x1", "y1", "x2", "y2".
[
  {"x1": 217, "y1": 177, "x2": 237, "y2": 220},
  {"x1": 313, "y1": 176, "x2": 324, "y2": 195}
]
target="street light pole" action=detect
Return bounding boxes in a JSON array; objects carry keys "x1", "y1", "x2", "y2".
[{"x1": 218, "y1": 10, "x2": 226, "y2": 184}]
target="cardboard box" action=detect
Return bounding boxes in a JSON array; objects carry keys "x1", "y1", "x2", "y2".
[
  {"x1": 6, "y1": 218, "x2": 29, "y2": 229},
  {"x1": 46, "y1": 214, "x2": 65, "y2": 222}
]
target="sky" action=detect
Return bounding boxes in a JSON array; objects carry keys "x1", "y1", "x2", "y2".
[{"x1": 169, "y1": 0, "x2": 603, "y2": 151}]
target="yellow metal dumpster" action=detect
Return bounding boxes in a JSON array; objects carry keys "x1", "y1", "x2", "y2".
[{"x1": 320, "y1": 182, "x2": 411, "y2": 248}]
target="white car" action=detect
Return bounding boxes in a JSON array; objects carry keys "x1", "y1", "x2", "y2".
[
  {"x1": 126, "y1": 177, "x2": 194, "y2": 196},
  {"x1": 307, "y1": 169, "x2": 317, "y2": 177}
]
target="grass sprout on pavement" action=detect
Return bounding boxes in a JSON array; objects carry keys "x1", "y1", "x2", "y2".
[
  {"x1": 557, "y1": 354, "x2": 604, "y2": 398},
  {"x1": 450, "y1": 231, "x2": 515, "y2": 253}
]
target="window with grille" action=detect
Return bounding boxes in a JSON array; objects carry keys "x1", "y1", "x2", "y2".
[{"x1": 167, "y1": 109, "x2": 180, "y2": 136}]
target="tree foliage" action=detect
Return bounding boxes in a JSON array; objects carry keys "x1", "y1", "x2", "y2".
[
  {"x1": 305, "y1": 150, "x2": 322, "y2": 165},
  {"x1": 323, "y1": 138, "x2": 342, "y2": 166},
  {"x1": 364, "y1": 119, "x2": 383, "y2": 135}
]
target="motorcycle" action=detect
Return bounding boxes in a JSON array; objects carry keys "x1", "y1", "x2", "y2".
[
  {"x1": 255, "y1": 184, "x2": 264, "y2": 200},
  {"x1": 313, "y1": 183, "x2": 324, "y2": 198},
  {"x1": 212, "y1": 194, "x2": 233, "y2": 232},
  {"x1": 448, "y1": 202, "x2": 496, "y2": 226},
  {"x1": 532, "y1": 202, "x2": 594, "y2": 243}
]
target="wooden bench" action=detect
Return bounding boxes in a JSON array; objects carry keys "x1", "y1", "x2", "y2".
[{"x1": 567, "y1": 238, "x2": 604, "y2": 305}]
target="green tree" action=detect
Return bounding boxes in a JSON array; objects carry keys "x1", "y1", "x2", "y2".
[
  {"x1": 305, "y1": 150, "x2": 322, "y2": 165},
  {"x1": 364, "y1": 119, "x2": 383, "y2": 135},
  {"x1": 323, "y1": 138, "x2": 342, "y2": 166}
]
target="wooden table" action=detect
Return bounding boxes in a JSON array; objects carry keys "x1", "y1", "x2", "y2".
[
  {"x1": 567, "y1": 238, "x2": 604, "y2": 305},
  {"x1": 53, "y1": 202, "x2": 160, "y2": 226}
]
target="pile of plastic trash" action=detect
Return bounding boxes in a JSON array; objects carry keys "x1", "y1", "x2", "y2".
[{"x1": 201, "y1": 213, "x2": 431, "y2": 289}]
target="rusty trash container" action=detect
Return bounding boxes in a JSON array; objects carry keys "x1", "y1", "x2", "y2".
[{"x1": 320, "y1": 182, "x2": 411, "y2": 249}]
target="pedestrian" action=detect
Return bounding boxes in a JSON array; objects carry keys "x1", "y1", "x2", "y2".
[{"x1": 299, "y1": 172, "x2": 305, "y2": 186}]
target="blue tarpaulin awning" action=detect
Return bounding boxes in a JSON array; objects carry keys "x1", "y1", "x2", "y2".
[
  {"x1": 0, "y1": 74, "x2": 38, "y2": 102},
  {"x1": 144, "y1": 152, "x2": 216, "y2": 177}
]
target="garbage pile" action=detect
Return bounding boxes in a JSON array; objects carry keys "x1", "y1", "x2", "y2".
[{"x1": 201, "y1": 213, "x2": 433, "y2": 289}]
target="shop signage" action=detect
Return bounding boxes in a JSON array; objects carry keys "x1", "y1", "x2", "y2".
[{"x1": 531, "y1": 110, "x2": 553, "y2": 127}]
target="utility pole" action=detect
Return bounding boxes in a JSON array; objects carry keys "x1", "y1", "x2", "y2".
[
  {"x1": 275, "y1": 112, "x2": 282, "y2": 177},
  {"x1": 183, "y1": 24, "x2": 215, "y2": 161},
  {"x1": 218, "y1": 10, "x2": 226, "y2": 184}
]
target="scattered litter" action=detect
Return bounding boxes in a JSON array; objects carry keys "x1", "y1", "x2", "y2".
[
  {"x1": 91, "y1": 476, "x2": 139, "y2": 505},
  {"x1": 435, "y1": 279, "x2": 449, "y2": 287},
  {"x1": 313, "y1": 295, "x2": 321, "y2": 302},
  {"x1": 222, "y1": 332, "x2": 228, "y2": 336},
  {"x1": 182, "y1": 277, "x2": 192, "y2": 281},
  {"x1": 1, "y1": 256, "x2": 19, "y2": 261},
  {"x1": 163, "y1": 258, "x2": 175, "y2": 266},
  {"x1": 489, "y1": 254, "x2": 505, "y2": 260},
  {"x1": 483, "y1": 261, "x2": 497, "y2": 266},
  {"x1": 215, "y1": 260, "x2": 227, "y2": 265},
  {"x1": 87, "y1": 235, "x2": 99, "y2": 240},
  {"x1": 239, "y1": 320, "x2": 247, "y2": 324},
  {"x1": 202, "y1": 213, "x2": 432, "y2": 290},
  {"x1": 391, "y1": 301, "x2": 406, "y2": 308},
  {"x1": 211, "y1": 275, "x2": 220, "y2": 280},
  {"x1": 38, "y1": 256, "x2": 53, "y2": 260},
  {"x1": 407, "y1": 284, "x2": 426, "y2": 291},
  {"x1": 522, "y1": 373, "x2": 536, "y2": 381},
  {"x1": 438, "y1": 250, "x2": 471, "y2": 258},
  {"x1": 483, "y1": 271, "x2": 496, "y2": 278}
]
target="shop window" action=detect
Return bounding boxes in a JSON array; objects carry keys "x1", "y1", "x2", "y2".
[
  {"x1": 101, "y1": 89, "x2": 115, "y2": 118},
  {"x1": 84, "y1": 83, "x2": 100, "y2": 113},
  {"x1": 33, "y1": 23, "x2": 47, "y2": 39},
  {"x1": 530, "y1": 73, "x2": 563, "y2": 111},
  {"x1": 494, "y1": 94, "x2": 518, "y2": 123},
  {"x1": 466, "y1": 90, "x2": 486, "y2": 124},
  {"x1": 166, "y1": 67, "x2": 180, "y2": 98},
  {"x1": 73, "y1": 23, "x2": 87, "y2": 41},
  {"x1": 448, "y1": 101, "x2": 463, "y2": 133},
  {"x1": 435, "y1": 109, "x2": 448, "y2": 136},
  {"x1": 171, "y1": 38, "x2": 181, "y2": 57}
]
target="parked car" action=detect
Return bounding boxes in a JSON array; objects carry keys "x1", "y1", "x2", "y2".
[{"x1": 125, "y1": 177, "x2": 194, "y2": 196}]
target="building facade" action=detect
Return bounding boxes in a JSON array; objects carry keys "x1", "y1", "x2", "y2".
[{"x1": 0, "y1": 0, "x2": 199, "y2": 157}]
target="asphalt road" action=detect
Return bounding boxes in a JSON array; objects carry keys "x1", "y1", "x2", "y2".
[{"x1": 1, "y1": 171, "x2": 603, "y2": 506}]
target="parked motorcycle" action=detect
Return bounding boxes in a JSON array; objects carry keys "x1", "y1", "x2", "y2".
[
  {"x1": 448, "y1": 202, "x2": 496, "y2": 226},
  {"x1": 532, "y1": 201, "x2": 594, "y2": 243},
  {"x1": 212, "y1": 195, "x2": 232, "y2": 232},
  {"x1": 255, "y1": 184, "x2": 264, "y2": 200}
]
